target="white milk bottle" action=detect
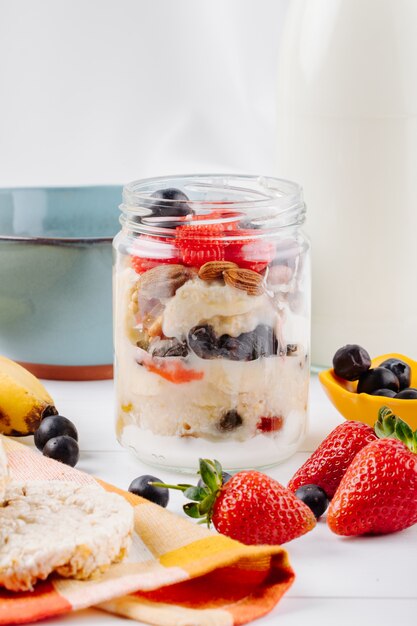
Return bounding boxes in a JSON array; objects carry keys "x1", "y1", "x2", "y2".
[{"x1": 276, "y1": 0, "x2": 417, "y2": 366}]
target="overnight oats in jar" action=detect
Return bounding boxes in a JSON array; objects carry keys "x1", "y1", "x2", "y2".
[{"x1": 113, "y1": 175, "x2": 310, "y2": 471}]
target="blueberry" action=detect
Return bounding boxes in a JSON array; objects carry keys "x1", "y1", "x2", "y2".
[
  {"x1": 251, "y1": 325, "x2": 278, "y2": 359},
  {"x1": 189, "y1": 324, "x2": 277, "y2": 362},
  {"x1": 217, "y1": 410, "x2": 243, "y2": 432},
  {"x1": 197, "y1": 471, "x2": 232, "y2": 489},
  {"x1": 150, "y1": 338, "x2": 189, "y2": 358},
  {"x1": 371, "y1": 388, "x2": 397, "y2": 398},
  {"x1": 34, "y1": 415, "x2": 78, "y2": 451},
  {"x1": 333, "y1": 344, "x2": 371, "y2": 381},
  {"x1": 357, "y1": 367, "x2": 400, "y2": 394},
  {"x1": 395, "y1": 388, "x2": 417, "y2": 399},
  {"x1": 286, "y1": 344, "x2": 298, "y2": 356},
  {"x1": 217, "y1": 333, "x2": 252, "y2": 361},
  {"x1": 295, "y1": 484, "x2": 329, "y2": 519},
  {"x1": 379, "y1": 358, "x2": 411, "y2": 390},
  {"x1": 128, "y1": 475, "x2": 169, "y2": 507},
  {"x1": 42, "y1": 435, "x2": 79, "y2": 467},
  {"x1": 217, "y1": 325, "x2": 277, "y2": 361},
  {"x1": 150, "y1": 188, "x2": 192, "y2": 219},
  {"x1": 188, "y1": 325, "x2": 218, "y2": 359}
]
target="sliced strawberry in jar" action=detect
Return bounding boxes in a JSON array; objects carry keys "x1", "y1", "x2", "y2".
[
  {"x1": 131, "y1": 234, "x2": 181, "y2": 274},
  {"x1": 176, "y1": 223, "x2": 226, "y2": 267},
  {"x1": 175, "y1": 218, "x2": 275, "y2": 271},
  {"x1": 135, "y1": 348, "x2": 204, "y2": 384},
  {"x1": 226, "y1": 232, "x2": 276, "y2": 273},
  {"x1": 257, "y1": 416, "x2": 284, "y2": 432}
]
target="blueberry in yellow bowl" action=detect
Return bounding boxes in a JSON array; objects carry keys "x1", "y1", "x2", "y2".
[
  {"x1": 319, "y1": 345, "x2": 417, "y2": 429},
  {"x1": 0, "y1": 186, "x2": 122, "y2": 380}
]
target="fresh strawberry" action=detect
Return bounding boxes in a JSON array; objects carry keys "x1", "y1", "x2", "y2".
[
  {"x1": 288, "y1": 421, "x2": 377, "y2": 498},
  {"x1": 211, "y1": 470, "x2": 316, "y2": 544},
  {"x1": 327, "y1": 409, "x2": 417, "y2": 536},
  {"x1": 157, "y1": 459, "x2": 316, "y2": 545}
]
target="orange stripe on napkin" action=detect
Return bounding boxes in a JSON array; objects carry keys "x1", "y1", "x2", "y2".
[{"x1": 0, "y1": 582, "x2": 71, "y2": 625}]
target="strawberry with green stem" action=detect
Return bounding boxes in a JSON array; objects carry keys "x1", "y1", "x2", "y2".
[
  {"x1": 153, "y1": 459, "x2": 316, "y2": 545},
  {"x1": 327, "y1": 407, "x2": 417, "y2": 536}
]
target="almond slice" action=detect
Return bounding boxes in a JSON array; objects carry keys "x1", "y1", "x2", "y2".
[
  {"x1": 223, "y1": 267, "x2": 264, "y2": 296},
  {"x1": 198, "y1": 261, "x2": 238, "y2": 281}
]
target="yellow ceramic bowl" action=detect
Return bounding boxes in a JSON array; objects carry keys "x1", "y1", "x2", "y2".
[{"x1": 319, "y1": 353, "x2": 417, "y2": 430}]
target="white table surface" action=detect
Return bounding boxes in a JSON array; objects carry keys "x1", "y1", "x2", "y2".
[{"x1": 29, "y1": 375, "x2": 417, "y2": 626}]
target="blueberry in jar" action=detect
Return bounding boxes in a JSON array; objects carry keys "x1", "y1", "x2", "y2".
[
  {"x1": 371, "y1": 388, "x2": 397, "y2": 398},
  {"x1": 333, "y1": 344, "x2": 371, "y2": 381},
  {"x1": 286, "y1": 344, "x2": 298, "y2": 356},
  {"x1": 42, "y1": 435, "x2": 79, "y2": 467},
  {"x1": 217, "y1": 410, "x2": 243, "y2": 432},
  {"x1": 217, "y1": 325, "x2": 277, "y2": 361},
  {"x1": 188, "y1": 325, "x2": 218, "y2": 359},
  {"x1": 217, "y1": 333, "x2": 253, "y2": 361},
  {"x1": 295, "y1": 484, "x2": 329, "y2": 519},
  {"x1": 34, "y1": 415, "x2": 78, "y2": 451},
  {"x1": 150, "y1": 338, "x2": 189, "y2": 358},
  {"x1": 379, "y1": 358, "x2": 411, "y2": 390},
  {"x1": 251, "y1": 325, "x2": 277, "y2": 359},
  {"x1": 128, "y1": 475, "x2": 169, "y2": 507},
  {"x1": 150, "y1": 188, "x2": 192, "y2": 218},
  {"x1": 395, "y1": 388, "x2": 417, "y2": 399},
  {"x1": 357, "y1": 367, "x2": 400, "y2": 394}
]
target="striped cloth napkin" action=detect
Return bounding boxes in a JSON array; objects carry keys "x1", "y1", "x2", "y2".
[{"x1": 0, "y1": 438, "x2": 295, "y2": 626}]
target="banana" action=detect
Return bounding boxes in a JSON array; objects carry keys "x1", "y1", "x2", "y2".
[{"x1": 0, "y1": 356, "x2": 57, "y2": 436}]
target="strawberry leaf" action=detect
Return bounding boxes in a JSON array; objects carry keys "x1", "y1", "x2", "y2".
[
  {"x1": 393, "y1": 418, "x2": 415, "y2": 451},
  {"x1": 183, "y1": 502, "x2": 205, "y2": 519},
  {"x1": 157, "y1": 458, "x2": 225, "y2": 527},
  {"x1": 214, "y1": 460, "x2": 223, "y2": 476},
  {"x1": 375, "y1": 406, "x2": 417, "y2": 453},
  {"x1": 183, "y1": 486, "x2": 208, "y2": 502},
  {"x1": 375, "y1": 406, "x2": 396, "y2": 438},
  {"x1": 199, "y1": 459, "x2": 221, "y2": 492},
  {"x1": 375, "y1": 416, "x2": 395, "y2": 438},
  {"x1": 198, "y1": 493, "x2": 217, "y2": 515},
  {"x1": 378, "y1": 406, "x2": 394, "y2": 422}
]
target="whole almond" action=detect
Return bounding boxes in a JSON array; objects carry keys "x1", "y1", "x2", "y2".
[
  {"x1": 223, "y1": 267, "x2": 264, "y2": 296},
  {"x1": 198, "y1": 261, "x2": 238, "y2": 281},
  {"x1": 139, "y1": 264, "x2": 194, "y2": 301}
]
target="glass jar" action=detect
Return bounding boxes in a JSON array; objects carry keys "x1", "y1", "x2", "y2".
[{"x1": 113, "y1": 174, "x2": 310, "y2": 472}]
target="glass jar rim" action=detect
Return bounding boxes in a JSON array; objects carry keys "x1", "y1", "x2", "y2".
[{"x1": 120, "y1": 173, "x2": 306, "y2": 236}]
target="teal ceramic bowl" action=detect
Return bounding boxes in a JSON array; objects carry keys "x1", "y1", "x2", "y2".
[{"x1": 0, "y1": 186, "x2": 122, "y2": 379}]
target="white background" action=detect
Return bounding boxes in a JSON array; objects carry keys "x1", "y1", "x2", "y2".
[{"x1": 0, "y1": 0, "x2": 289, "y2": 187}]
